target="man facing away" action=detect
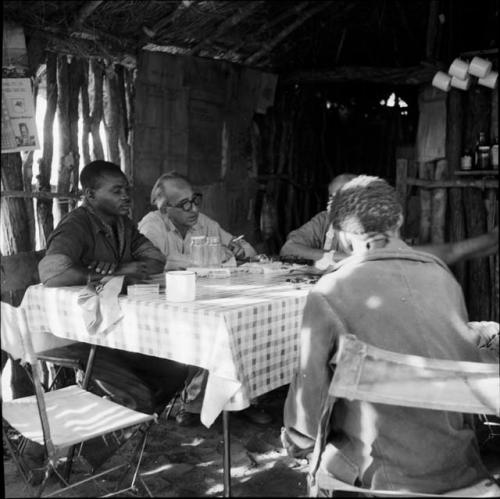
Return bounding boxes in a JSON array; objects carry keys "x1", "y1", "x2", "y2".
[
  {"x1": 138, "y1": 171, "x2": 271, "y2": 426},
  {"x1": 38, "y1": 160, "x2": 189, "y2": 414},
  {"x1": 280, "y1": 173, "x2": 498, "y2": 270},
  {"x1": 282, "y1": 175, "x2": 496, "y2": 494}
]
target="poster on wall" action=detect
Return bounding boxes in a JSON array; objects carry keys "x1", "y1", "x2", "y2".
[{"x1": 2, "y1": 78, "x2": 40, "y2": 153}]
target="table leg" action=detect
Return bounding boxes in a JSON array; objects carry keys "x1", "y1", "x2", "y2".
[{"x1": 223, "y1": 410, "x2": 231, "y2": 497}]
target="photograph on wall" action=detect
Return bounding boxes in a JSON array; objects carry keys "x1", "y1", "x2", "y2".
[{"x1": 1, "y1": 78, "x2": 40, "y2": 153}]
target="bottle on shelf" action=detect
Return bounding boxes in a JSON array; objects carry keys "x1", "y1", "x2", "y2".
[
  {"x1": 475, "y1": 131, "x2": 490, "y2": 170},
  {"x1": 460, "y1": 149, "x2": 473, "y2": 171},
  {"x1": 491, "y1": 136, "x2": 499, "y2": 170}
]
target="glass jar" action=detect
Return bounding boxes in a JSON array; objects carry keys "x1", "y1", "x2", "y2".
[
  {"x1": 206, "y1": 236, "x2": 222, "y2": 267},
  {"x1": 190, "y1": 236, "x2": 207, "y2": 267}
]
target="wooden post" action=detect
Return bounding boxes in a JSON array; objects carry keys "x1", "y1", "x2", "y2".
[
  {"x1": 463, "y1": 187, "x2": 490, "y2": 321},
  {"x1": 116, "y1": 65, "x2": 131, "y2": 177},
  {"x1": 37, "y1": 51, "x2": 57, "y2": 247},
  {"x1": 56, "y1": 54, "x2": 73, "y2": 217},
  {"x1": 485, "y1": 188, "x2": 498, "y2": 321},
  {"x1": 395, "y1": 158, "x2": 408, "y2": 237},
  {"x1": 21, "y1": 151, "x2": 36, "y2": 249},
  {"x1": 448, "y1": 188, "x2": 467, "y2": 290},
  {"x1": 68, "y1": 57, "x2": 83, "y2": 211},
  {"x1": 418, "y1": 161, "x2": 434, "y2": 244},
  {"x1": 103, "y1": 63, "x2": 120, "y2": 165},
  {"x1": 0, "y1": 154, "x2": 32, "y2": 254},
  {"x1": 81, "y1": 60, "x2": 91, "y2": 166},
  {"x1": 445, "y1": 89, "x2": 463, "y2": 176},
  {"x1": 89, "y1": 59, "x2": 105, "y2": 160},
  {"x1": 431, "y1": 159, "x2": 447, "y2": 243}
]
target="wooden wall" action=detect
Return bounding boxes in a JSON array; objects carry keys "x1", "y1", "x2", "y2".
[
  {"x1": 397, "y1": 83, "x2": 499, "y2": 322},
  {"x1": 132, "y1": 51, "x2": 277, "y2": 250}
]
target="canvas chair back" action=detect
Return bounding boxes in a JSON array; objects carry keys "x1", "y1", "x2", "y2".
[
  {"x1": 1, "y1": 302, "x2": 36, "y2": 364},
  {"x1": 330, "y1": 334, "x2": 499, "y2": 415},
  {"x1": 308, "y1": 334, "x2": 500, "y2": 497},
  {"x1": 1, "y1": 302, "x2": 57, "y2": 456}
]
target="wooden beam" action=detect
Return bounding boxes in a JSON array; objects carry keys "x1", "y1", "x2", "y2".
[
  {"x1": 70, "y1": 0, "x2": 104, "y2": 31},
  {"x1": 142, "y1": 0, "x2": 195, "y2": 40},
  {"x1": 282, "y1": 64, "x2": 439, "y2": 85},
  {"x1": 229, "y1": 1, "x2": 309, "y2": 58},
  {"x1": 188, "y1": 1, "x2": 264, "y2": 56},
  {"x1": 1, "y1": 190, "x2": 81, "y2": 200},
  {"x1": 425, "y1": 0, "x2": 439, "y2": 60},
  {"x1": 407, "y1": 178, "x2": 498, "y2": 189},
  {"x1": 245, "y1": 1, "x2": 332, "y2": 65}
]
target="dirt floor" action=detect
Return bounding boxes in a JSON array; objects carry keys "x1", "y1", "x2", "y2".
[
  {"x1": 4, "y1": 384, "x2": 500, "y2": 498},
  {"x1": 3, "y1": 385, "x2": 310, "y2": 497}
]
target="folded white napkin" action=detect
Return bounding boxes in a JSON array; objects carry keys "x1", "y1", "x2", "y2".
[{"x1": 77, "y1": 275, "x2": 124, "y2": 335}]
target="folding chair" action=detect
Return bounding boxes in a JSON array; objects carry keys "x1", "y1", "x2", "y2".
[
  {"x1": 1, "y1": 250, "x2": 84, "y2": 391},
  {"x1": 308, "y1": 334, "x2": 500, "y2": 497},
  {"x1": 1, "y1": 302, "x2": 157, "y2": 497}
]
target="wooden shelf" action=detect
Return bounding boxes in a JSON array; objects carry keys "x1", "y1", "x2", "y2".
[{"x1": 454, "y1": 170, "x2": 498, "y2": 176}]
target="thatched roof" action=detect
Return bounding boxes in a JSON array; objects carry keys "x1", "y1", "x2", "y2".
[{"x1": 3, "y1": 0, "x2": 499, "y2": 79}]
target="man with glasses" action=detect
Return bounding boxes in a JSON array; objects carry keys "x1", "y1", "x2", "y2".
[
  {"x1": 138, "y1": 172, "x2": 271, "y2": 427},
  {"x1": 138, "y1": 171, "x2": 256, "y2": 270}
]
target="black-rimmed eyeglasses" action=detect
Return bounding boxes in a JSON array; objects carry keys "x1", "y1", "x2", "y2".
[{"x1": 168, "y1": 193, "x2": 203, "y2": 212}]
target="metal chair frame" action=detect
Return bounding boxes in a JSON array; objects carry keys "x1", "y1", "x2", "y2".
[
  {"x1": 308, "y1": 334, "x2": 500, "y2": 497},
  {"x1": 1, "y1": 303, "x2": 157, "y2": 497}
]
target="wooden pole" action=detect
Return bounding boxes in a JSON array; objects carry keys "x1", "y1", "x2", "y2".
[
  {"x1": 81, "y1": 60, "x2": 91, "y2": 166},
  {"x1": 0, "y1": 154, "x2": 32, "y2": 254},
  {"x1": 56, "y1": 54, "x2": 73, "y2": 217},
  {"x1": 395, "y1": 159, "x2": 409, "y2": 238},
  {"x1": 21, "y1": 151, "x2": 36, "y2": 249},
  {"x1": 418, "y1": 162, "x2": 434, "y2": 244},
  {"x1": 245, "y1": 2, "x2": 331, "y2": 65},
  {"x1": 103, "y1": 63, "x2": 120, "y2": 165},
  {"x1": 116, "y1": 65, "x2": 131, "y2": 177},
  {"x1": 89, "y1": 59, "x2": 105, "y2": 160},
  {"x1": 463, "y1": 188, "x2": 490, "y2": 321},
  {"x1": 430, "y1": 159, "x2": 447, "y2": 243},
  {"x1": 37, "y1": 51, "x2": 57, "y2": 247},
  {"x1": 187, "y1": 1, "x2": 264, "y2": 56},
  {"x1": 68, "y1": 57, "x2": 83, "y2": 211}
]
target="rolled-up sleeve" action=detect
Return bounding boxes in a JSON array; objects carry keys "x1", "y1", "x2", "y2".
[
  {"x1": 282, "y1": 212, "x2": 329, "y2": 252},
  {"x1": 39, "y1": 219, "x2": 89, "y2": 284}
]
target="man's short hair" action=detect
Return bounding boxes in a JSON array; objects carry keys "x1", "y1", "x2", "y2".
[
  {"x1": 80, "y1": 161, "x2": 125, "y2": 189},
  {"x1": 329, "y1": 175, "x2": 402, "y2": 235},
  {"x1": 150, "y1": 171, "x2": 190, "y2": 206}
]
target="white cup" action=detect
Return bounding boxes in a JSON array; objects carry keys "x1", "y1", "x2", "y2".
[
  {"x1": 448, "y1": 58, "x2": 469, "y2": 79},
  {"x1": 468, "y1": 57, "x2": 492, "y2": 78},
  {"x1": 451, "y1": 75, "x2": 471, "y2": 90},
  {"x1": 165, "y1": 271, "x2": 196, "y2": 302},
  {"x1": 478, "y1": 70, "x2": 498, "y2": 89},
  {"x1": 432, "y1": 71, "x2": 452, "y2": 92}
]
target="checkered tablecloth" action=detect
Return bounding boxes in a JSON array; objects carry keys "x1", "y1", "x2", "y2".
[{"x1": 21, "y1": 273, "x2": 314, "y2": 426}]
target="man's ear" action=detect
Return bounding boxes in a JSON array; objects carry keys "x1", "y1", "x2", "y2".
[
  {"x1": 84, "y1": 187, "x2": 95, "y2": 199},
  {"x1": 396, "y1": 213, "x2": 404, "y2": 229}
]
